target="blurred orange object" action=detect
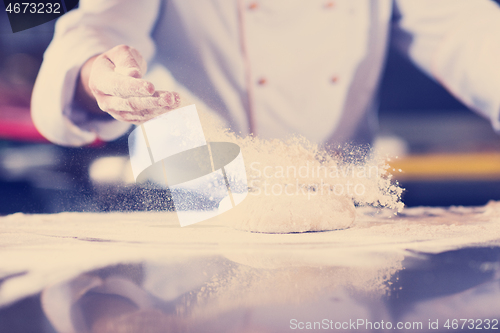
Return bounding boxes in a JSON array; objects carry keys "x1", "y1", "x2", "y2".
[{"x1": 389, "y1": 152, "x2": 500, "y2": 181}]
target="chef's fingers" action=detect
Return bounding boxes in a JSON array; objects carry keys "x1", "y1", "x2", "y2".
[
  {"x1": 89, "y1": 47, "x2": 154, "y2": 98},
  {"x1": 107, "y1": 45, "x2": 148, "y2": 78},
  {"x1": 96, "y1": 91, "x2": 179, "y2": 113},
  {"x1": 107, "y1": 108, "x2": 167, "y2": 124},
  {"x1": 90, "y1": 60, "x2": 155, "y2": 98}
]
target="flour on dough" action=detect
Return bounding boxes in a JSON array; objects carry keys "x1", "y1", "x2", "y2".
[{"x1": 218, "y1": 191, "x2": 355, "y2": 233}]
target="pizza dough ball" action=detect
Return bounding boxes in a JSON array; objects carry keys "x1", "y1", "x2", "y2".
[{"x1": 218, "y1": 191, "x2": 356, "y2": 233}]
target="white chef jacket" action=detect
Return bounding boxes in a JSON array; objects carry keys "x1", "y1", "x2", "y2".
[{"x1": 31, "y1": 0, "x2": 500, "y2": 147}]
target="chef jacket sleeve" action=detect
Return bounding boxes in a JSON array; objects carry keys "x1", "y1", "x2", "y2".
[
  {"x1": 31, "y1": 0, "x2": 161, "y2": 146},
  {"x1": 393, "y1": 0, "x2": 500, "y2": 132}
]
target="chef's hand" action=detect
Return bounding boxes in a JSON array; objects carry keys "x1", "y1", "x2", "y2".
[{"x1": 76, "y1": 44, "x2": 180, "y2": 124}]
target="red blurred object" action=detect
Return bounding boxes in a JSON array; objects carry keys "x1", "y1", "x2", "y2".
[
  {"x1": 0, "y1": 105, "x2": 48, "y2": 142},
  {"x1": 0, "y1": 105, "x2": 104, "y2": 146},
  {"x1": 0, "y1": 74, "x2": 49, "y2": 142},
  {"x1": 0, "y1": 81, "x2": 104, "y2": 146}
]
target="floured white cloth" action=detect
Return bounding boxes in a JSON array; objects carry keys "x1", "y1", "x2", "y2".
[{"x1": 2, "y1": 202, "x2": 500, "y2": 309}]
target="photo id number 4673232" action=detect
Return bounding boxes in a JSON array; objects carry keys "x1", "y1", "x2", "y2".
[
  {"x1": 444, "y1": 318, "x2": 498, "y2": 330},
  {"x1": 5, "y1": 2, "x2": 61, "y2": 14}
]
